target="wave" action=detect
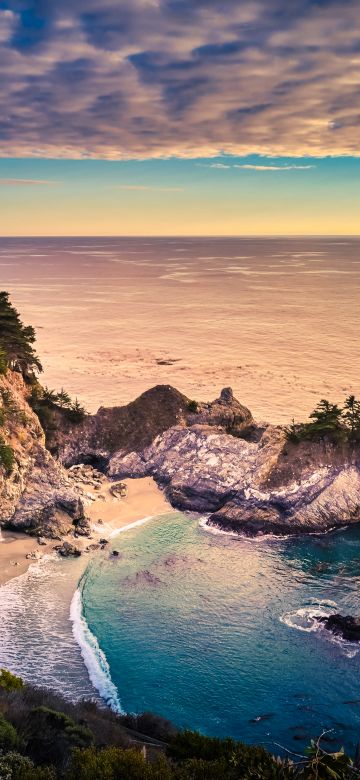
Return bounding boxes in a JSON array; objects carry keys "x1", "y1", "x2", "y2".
[
  {"x1": 280, "y1": 601, "x2": 360, "y2": 658},
  {"x1": 70, "y1": 586, "x2": 123, "y2": 713},
  {"x1": 199, "y1": 516, "x2": 340, "y2": 543},
  {"x1": 108, "y1": 515, "x2": 155, "y2": 539}
]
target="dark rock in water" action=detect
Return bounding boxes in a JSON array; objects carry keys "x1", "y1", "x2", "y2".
[
  {"x1": 99, "y1": 538, "x2": 108, "y2": 545},
  {"x1": 319, "y1": 613, "x2": 360, "y2": 641},
  {"x1": 344, "y1": 699, "x2": 360, "y2": 705},
  {"x1": 55, "y1": 541, "x2": 81, "y2": 557},
  {"x1": 249, "y1": 713, "x2": 275, "y2": 723},
  {"x1": 112, "y1": 550, "x2": 120, "y2": 557},
  {"x1": 124, "y1": 569, "x2": 163, "y2": 587}
]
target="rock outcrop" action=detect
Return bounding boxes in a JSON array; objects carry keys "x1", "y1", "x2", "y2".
[
  {"x1": 51, "y1": 384, "x2": 255, "y2": 465},
  {"x1": 0, "y1": 371, "x2": 85, "y2": 537},
  {"x1": 49, "y1": 383, "x2": 360, "y2": 538},
  {"x1": 2, "y1": 375, "x2": 359, "y2": 539},
  {"x1": 319, "y1": 614, "x2": 360, "y2": 642}
]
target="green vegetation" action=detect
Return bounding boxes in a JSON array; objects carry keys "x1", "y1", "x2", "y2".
[
  {"x1": 0, "y1": 671, "x2": 359, "y2": 779},
  {"x1": 0, "y1": 669, "x2": 24, "y2": 691},
  {"x1": 0, "y1": 348, "x2": 7, "y2": 376},
  {"x1": 286, "y1": 396, "x2": 360, "y2": 445},
  {"x1": 29, "y1": 385, "x2": 87, "y2": 428},
  {"x1": 187, "y1": 400, "x2": 199, "y2": 413},
  {"x1": 0, "y1": 292, "x2": 42, "y2": 376},
  {"x1": 0, "y1": 437, "x2": 15, "y2": 474}
]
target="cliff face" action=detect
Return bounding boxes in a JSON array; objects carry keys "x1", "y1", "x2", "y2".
[
  {"x1": 0, "y1": 371, "x2": 84, "y2": 537},
  {"x1": 51, "y1": 385, "x2": 255, "y2": 465},
  {"x1": 55, "y1": 384, "x2": 360, "y2": 537},
  {"x1": 2, "y1": 376, "x2": 359, "y2": 539}
]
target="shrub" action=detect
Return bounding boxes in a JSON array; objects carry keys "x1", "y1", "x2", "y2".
[
  {"x1": 0, "y1": 714, "x2": 18, "y2": 752},
  {"x1": 66, "y1": 746, "x2": 172, "y2": 780},
  {"x1": 0, "y1": 439, "x2": 15, "y2": 474},
  {"x1": 25, "y1": 706, "x2": 93, "y2": 770},
  {"x1": 0, "y1": 348, "x2": 7, "y2": 376},
  {"x1": 0, "y1": 669, "x2": 24, "y2": 692},
  {"x1": 187, "y1": 400, "x2": 198, "y2": 413},
  {"x1": 0, "y1": 752, "x2": 55, "y2": 780}
]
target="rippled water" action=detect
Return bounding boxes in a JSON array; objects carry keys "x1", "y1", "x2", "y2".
[
  {"x1": 78, "y1": 514, "x2": 360, "y2": 751},
  {"x1": 1, "y1": 236, "x2": 359, "y2": 421},
  {"x1": 1, "y1": 515, "x2": 360, "y2": 751}
]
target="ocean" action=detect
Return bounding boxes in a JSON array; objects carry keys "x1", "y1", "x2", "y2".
[
  {"x1": 1, "y1": 236, "x2": 359, "y2": 753},
  {"x1": 0, "y1": 236, "x2": 359, "y2": 422},
  {"x1": 1, "y1": 514, "x2": 360, "y2": 753}
]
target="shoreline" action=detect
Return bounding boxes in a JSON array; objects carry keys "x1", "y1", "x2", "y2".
[{"x1": 0, "y1": 475, "x2": 173, "y2": 589}]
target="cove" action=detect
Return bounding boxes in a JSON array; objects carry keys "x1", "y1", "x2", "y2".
[{"x1": 80, "y1": 512, "x2": 360, "y2": 752}]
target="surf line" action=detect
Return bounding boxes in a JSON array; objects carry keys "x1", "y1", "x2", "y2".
[{"x1": 70, "y1": 514, "x2": 157, "y2": 712}]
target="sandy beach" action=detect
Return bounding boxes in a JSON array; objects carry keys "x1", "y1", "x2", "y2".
[{"x1": 0, "y1": 476, "x2": 173, "y2": 588}]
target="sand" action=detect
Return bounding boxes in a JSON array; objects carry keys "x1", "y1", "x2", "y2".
[{"x1": 0, "y1": 477, "x2": 173, "y2": 588}]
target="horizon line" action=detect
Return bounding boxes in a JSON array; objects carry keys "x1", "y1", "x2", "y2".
[{"x1": 1, "y1": 233, "x2": 360, "y2": 239}]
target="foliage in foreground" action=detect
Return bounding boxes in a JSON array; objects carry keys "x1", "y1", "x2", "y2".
[
  {"x1": 285, "y1": 396, "x2": 360, "y2": 445},
  {"x1": 0, "y1": 671, "x2": 359, "y2": 779}
]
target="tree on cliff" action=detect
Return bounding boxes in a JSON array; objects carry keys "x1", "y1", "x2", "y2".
[
  {"x1": 0, "y1": 291, "x2": 42, "y2": 376},
  {"x1": 343, "y1": 395, "x2": 360, "y2": 440}
]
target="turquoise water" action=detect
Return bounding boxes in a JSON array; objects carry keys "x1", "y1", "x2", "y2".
[{"x1": 81, "y1": 513, "x2": 360, "y2": 752}]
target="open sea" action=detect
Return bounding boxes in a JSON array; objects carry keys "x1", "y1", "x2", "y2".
[
  {"x1": 0, "y1": 236, "x2": 359, "y2": 753},
  {"x1": 0, "y1": 235, "x2": 359, "y2": 422}
]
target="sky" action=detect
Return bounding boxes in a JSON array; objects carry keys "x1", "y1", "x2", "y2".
[{"x1": 0, "y1": 0, "x2": 359, "y2": 235}]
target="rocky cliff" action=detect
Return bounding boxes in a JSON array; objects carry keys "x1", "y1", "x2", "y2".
[
  {"x1": 0, "y1": 371, "x2": 85, "y2": 537},
  {"x1": 2, "y1": 376, "x2": 359, "y2": 539},
  {"x1": 55, "y1": 384, "x2": 360, "y2": 537}
]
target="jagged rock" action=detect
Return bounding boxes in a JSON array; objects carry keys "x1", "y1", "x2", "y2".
[
  {"x1": 0, "y1": 371, "x2": 86, "y2": 538},
  {"x1": 2, "y1": 372, "x2": 360, "y2": 540},
  {"x1": 73, "y1": 517, "x2": 91, "y2": 537},
  {"x1": 319, "y1": 614, "x2": 360, "y2": 641},
  {"x1": 110, "y1": 482, "x2": 127, "y2": 498},
  {"x1": 54, "y1": 541, "x2": 81, "y2": 557},
  {"x1": 53, "y1": 385, "x2": 255, "y2": 466}
]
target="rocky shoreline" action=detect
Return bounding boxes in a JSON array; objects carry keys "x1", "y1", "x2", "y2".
[{"x1": 1, "y1": 372, "x2": 360, "y2": 541}]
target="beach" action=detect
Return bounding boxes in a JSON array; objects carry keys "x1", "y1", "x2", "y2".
[{"x1": 0, "y1": 476, "x2": 173, "y2": 588}]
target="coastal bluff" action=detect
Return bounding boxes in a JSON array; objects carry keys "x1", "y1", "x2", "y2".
[
  {"x1": 50, "y1": 384, "x2": 360, "y2": 538},
  {"x1": 0, "y1": 370, "x2": 85, "y2": 537},
  {"x1": 1, "y1": 374, "x2": 360, "y2": 538}
]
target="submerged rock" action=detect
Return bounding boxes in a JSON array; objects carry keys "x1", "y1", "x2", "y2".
[{"x1": 319, "y1": 614, "x2": 360, "y2": 642}]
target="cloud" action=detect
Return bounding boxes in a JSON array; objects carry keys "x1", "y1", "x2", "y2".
[
  {"x1": 109, "y1": 184, "x2": 184, "y2": 191},
  {"x1": 197, "y1": 163, "x2": 231, "y2": 169},
  {"x1": 0, "y1": 178, "x2": 59, "y2": 185},
  {"x1": 0, "y1": 0, "x2": 359, "y2": 158},
  {"x1": 234, "y1": 164, "x2": 316, "y2": 170}
]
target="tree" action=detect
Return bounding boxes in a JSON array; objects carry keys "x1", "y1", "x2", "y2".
[
  {"x1": 41, "y1": 388, "x2": 58, "y2": 405},
  {"x1": 0, "y1": 292, "x2": 42, "y2": 376},
  {"x1": 56, "y1": 389, "x2": 71, "y2": 408},
  {"x1": 343, "y1": 395, "x2": 360, "y2": 440}
]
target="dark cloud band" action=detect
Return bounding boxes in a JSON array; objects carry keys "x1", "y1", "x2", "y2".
[{"x1": 0, "y1": 0, "x2": 359, "y2": 158}]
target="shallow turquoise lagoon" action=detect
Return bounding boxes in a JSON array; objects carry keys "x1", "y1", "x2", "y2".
[{"x1": 81, "y1": 513, "x2": 360, "y2": 752}]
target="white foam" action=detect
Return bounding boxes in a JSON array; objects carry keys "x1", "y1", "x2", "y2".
[
  {"x1": 108, "y1": 515, "x2": 155, "y2": 539},
  {"x1": 280, "y1": 602, "x2": 360, "y2": 658},
  {"x1": 70, "y1": 588, "x2": 122, "y2": 713}
]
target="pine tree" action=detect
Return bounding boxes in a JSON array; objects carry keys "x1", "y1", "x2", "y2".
[
  {"x1": 0, "y1": 291, "x2": 42, "y2": 375},
  {"x1": 343, "y1": 395, "x2": 360, "y2": 440},
  {"x1": 57, "y1": 388, "x2": 71, "y2": 408}
]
